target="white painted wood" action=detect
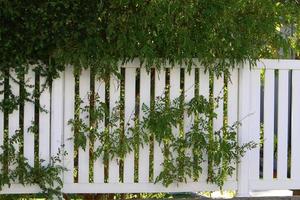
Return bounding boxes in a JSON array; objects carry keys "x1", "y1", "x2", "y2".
[
  {"x1": 184, "y1": 68, "x2": 195, "y2": 182},
  {"x1": 78, "y1": 69, "x2": 90, "y2": 183},
  {"x1": 199, "y1": 68, "x2": 209, "y2": 182},
  {"x1": 249, "y1": 179, "x2": 300, "y2": 190},
  {"x1": 24, "y1": 68, "x2": 35, "y2": 167},
  {"x1": 138, "y1": 68, "x2": 150, "y2": 183},
  {"x1": 184, "y1": 69, "x2": 195, "y2": 132},
  {"x1": 94, "y1": 79, "x2": 105, "y2": 183},
  {"x1": 255, "y1": 59, "x2": 300, "y2": 70},
  {"x1": 63, "y1": 66, "x2": 75, "y2": 183},
  {"x1": 237, "y1": 63, "x2": 251, "y2": 197},
  {"x1": 9, "y1": 69, "x2": 20, "y2": 174},
  {"x1": 124, "y1": 68, "x2": 136, "y2": 183},
  {"x1": 153, "y1": 68, "x2": 165, "y2": 180},
  {"x1": 39, "y1": 75, "x2": 50, "y2": 165},
  {"x1": 213, "y1": 74, "x2": 223, "y2": 132},
  {"x1": 227, "y1": 69, "x2": 239, "y2": 181},
  {"x1": 170, "y1": 68, "x2": 181, "y2": 137},
  {"x1": 277, "y1": 70, "x2": 289, "y2": 180},
  {"x1": 291, "y1": 70, "x2": 300, "y2": 179},
  {"x1": 248, "y1": 69, "x2": 261, "y2": 180},
  {"x1": 109, "y1": 72, "x2": 120, "y2": 183},
  {"x1": 62, "y1": 181, "x2": 237, "y2": 194},
  {"x1": 199, "y1": 68, "x2": 210, "y2": 98},
  {"x1": 51, "y1": 71, "x2": 64, "y2": 175},
  {"x1": 263, "y1": 70, "x2": 275, "y2": 180}
]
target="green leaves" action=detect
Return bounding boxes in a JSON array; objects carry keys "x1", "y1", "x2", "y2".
[
  {"x1": 0, "y1": 132, "x2": 66, "y2": 199},
  {"x1": 1, "y1": 0, "x2": 299, "y2": 81}
]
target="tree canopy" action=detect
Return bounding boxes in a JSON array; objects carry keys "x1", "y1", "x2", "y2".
[{"x1": 1, "y1": 0, "x2": 300, "y2": 77}]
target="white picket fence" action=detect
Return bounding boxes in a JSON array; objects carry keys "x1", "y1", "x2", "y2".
[{"x1": 0, "y1": 59, "x2": 300, "y2": 196}]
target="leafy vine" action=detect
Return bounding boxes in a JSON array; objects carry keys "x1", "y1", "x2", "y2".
[{"x1": 69, "y1": 92, "x2": 256, "y2": 189}]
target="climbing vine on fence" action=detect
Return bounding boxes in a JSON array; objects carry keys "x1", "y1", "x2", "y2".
[
  {"x1": 0, "y1": 133, "x2": 66, "y2": 199},
  {"x1": 69, "y1": 92, "x2": 256, "y2": 189}
]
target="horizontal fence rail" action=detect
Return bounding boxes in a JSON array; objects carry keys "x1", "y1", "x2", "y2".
[{"x1": 0, "y1": 59, "x2": 299, "y2": 195}]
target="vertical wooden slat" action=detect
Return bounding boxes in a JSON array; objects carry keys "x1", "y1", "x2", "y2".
[
  {"x1": 213, "y1": 74, "x2": 223, "y2": 133},
  {"x1": 109, "y1": 72, "x2": 120, "y2": 183},
  {"x1": 94, "y1": 79, "x2": 105, "y2": 183},
  {"x1": 9, "y1": 69, "x2": 19, "y2": 170},
  {"x1": 228, "y1": 69, "x2": 239, "y2": 127},
  {"x1": 153, "y1": 69, "x2": 165, "y2": 180},
  {"x1": 63, "y1": 66, "x2": 75, "y2": 183},
  {"x1": 24, "y1": 68, "x2": 35, "y2": 166},
  {"x1": 184, "y1": 68, "x2": 195, "y2": 182},
  {"x1": 291, "y1": 70, "x2": 300, "y2": 179},
  {"x1": 138, "y1": 68, "x2": 150, "y2": 183},
  {"x1": 39, "y1": 75, "x2": 50, "y2": 165},
  {"x1": 184, "y1": 68, "x2": 195, "y2": 131},
  {"x1": 237, "y1": 63, "x2": 251, "y2": 196},
  {"x1": 263, "y1": 70, "x2": 275, "y2": 180},
  {"x1": 170, "y1": 68, "x2": 181, "y2": 136},
  {"x1": 78, "y1": 69, "x2": 90, "y2": 183},
  {"x1": 277, "y1": 70, "x2": 289, "y2": 179},
  {"x1": 199, "y1": 68, "x2": 209, "y2": 181},
  {"x1": 227, "y1": 69, "x2": 238, "y2": 181},
  {"x1": 124, "y1": 67, "x2": 136, "y2": 183},
  {"x1": 248, "y1": 70, "x2": 261, "y2": 179},
  {"x1": 51, "y1": 71, "x2": 64, "y2": 171}
]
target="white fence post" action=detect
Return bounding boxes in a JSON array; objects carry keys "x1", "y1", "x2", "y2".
[{"x1": 237, "y1": 62, "x2": 251, "y2": 197}]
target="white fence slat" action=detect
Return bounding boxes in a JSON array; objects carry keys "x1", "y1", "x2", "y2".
[
  {"x1": 63, "y1": 66, "x2": 75, "y2": 183},
  {"x1": 124, "y1": 68, "x2": 136, "y2": 183},
  {"x1": 51, "y1": 71, "x2": 64, "y2": 182},
  {"x1": 153, "y1": 69, "x2": 165, "y2": 180},
  {"x1": 237, "y1": 63, "x2": 251, "y2": 196},
  {"x1": 24, "y1": 68, "x2": 35, "y2": 167},
  {"x1": 263, "y1": 70, "x2": 275, "y2": 180},
  {"x1": 213, "y1": 74, "x2": 223, "y2": 132},
  {"x1": 248, "y1": 70, "x2": 261, "y2": 180},
  {"x1": 291, "y1": 70, "x2": 300, "y2": 179},
  {"x1": 139, "y1": 68, "x2": 150, "y2": 183},
  {"x1": 184, "y1": 68, "x2": 195, "y2": 183},
  {"x1": 277, "y1": 70, "x2": 289, "y2": 180},
  {"x1": 227, "y1": 69, "x2": 238, "y2": 181},
  {"x1": 184, "y1": 69, "x2": 195, "y2": 132},
  {"x1": 39, "y1": 75, "x2": 50, "y2": 165},
  {"x1": 170, "y1": 68, "x2": 181, "y2": 137},
  {"x1": 78, "y1": 69, "x2": 90, "y2": 183},
  {"x1": 9, "y1": 70, "x2": 19, "y2": 173},
  {"x1": 109, "y1": 73, "x2": 120, "y2": 183},
  {"x1": 94, "y1": 79, "x2": 105, "y2": 183},
  {"x1": 199, "y1": 68, "x2": 209, "y2": 182}
]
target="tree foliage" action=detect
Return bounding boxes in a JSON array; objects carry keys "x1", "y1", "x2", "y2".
[{"x1": 1, "y1": 0, "x2": 300, "y2": 78}]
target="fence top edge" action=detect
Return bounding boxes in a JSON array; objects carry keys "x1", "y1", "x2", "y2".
[{"x1": 253, "y1": 59, "x2": 300, "y2": 70}]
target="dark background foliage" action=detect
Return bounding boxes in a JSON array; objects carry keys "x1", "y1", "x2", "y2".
[{"x1": 1, "y1": 0, "x2": 299, "y2": 78}]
